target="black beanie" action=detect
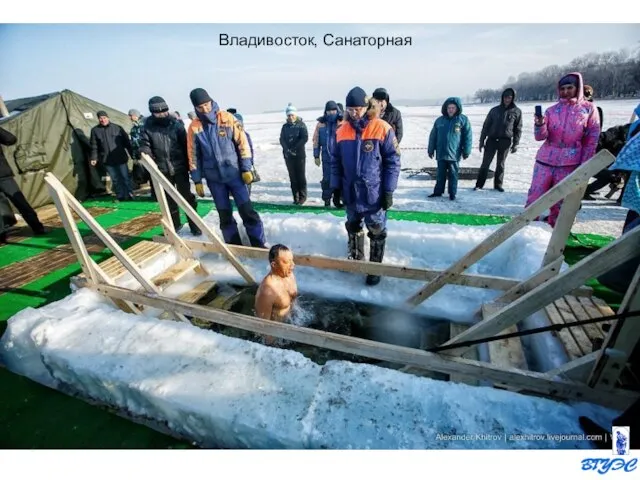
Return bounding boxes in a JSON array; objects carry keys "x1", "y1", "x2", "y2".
[
  {"x1": 190, "y1": 88, "x2": 213, "y2": 107},
  {"x1": 227, "y1": 108, "x2": 237, "y2": 114},
  {"x1": 148, "y1": 96, "x2": 169, "y2": 114},
  {"x1": 372, "y1": 88, "x2": 389, "y2": 102},
  {"x1": 346, "y1": 87, "x2": 368, "y2": 108},
  {"x1": 96, "y1": 110, "x2": 108, "y2": 118},
  {"x1": 324, "y1": 101, "x2": 338, "y2": 112}
]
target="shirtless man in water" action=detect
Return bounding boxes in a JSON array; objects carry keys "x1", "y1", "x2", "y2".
[{"x1": 254, "y1": 244, "x2": 298, "y2": 344}]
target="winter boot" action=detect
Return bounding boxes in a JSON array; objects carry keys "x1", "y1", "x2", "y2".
[
  {"x1": 366, "y1": 232, "x2": 386, "y2": 286},
  {"x1": 348, "y1": 230, "x2": 365, "y2": 261},
  {"x1": 332, "y1": 190, "x2": 344, "y2": 209}
]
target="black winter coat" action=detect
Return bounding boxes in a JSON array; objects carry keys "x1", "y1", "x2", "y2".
[
  {"x1": 90, "y1": 122, "x2": 132, "y2": 167},
  {"x1": 381, "y1": 103, "x2": 403, "y2": 143},
  {"x1": 480, "y1": 99, "x2": 523, "y2": 147},
  {"x1": 0, "y1": 126, "x2": 17, "y2": 179},
  {"x1": 597, "y1": 124, "x2": 630, "y2": 157},
  {"x1": 139, "y1": 117, "x2": 189, "y2": 176},
  {"x1": 280, "y1": 118, "x2": 308, "y2": 159}
]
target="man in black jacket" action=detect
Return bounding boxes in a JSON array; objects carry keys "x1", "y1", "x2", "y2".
[
  {"x1": 89, "y1": 111, "x2": 134, "y2": 201},
  {"x1": 0, "y1": 126, "x2": 45, "y2": 239},
  {"x1": 475, "y1": 88, "x2": 522, "y2": 192},
  {"x1": 584, "y1": 123, "x2": 630, "y2": 200},
  {"x1": 279, "y1": 103, "x2": 309, "y2": 204},
  {"x1": 140, "y1": 96, "x2": 201, "y2": 236},
  {"x1": 372, "y1": 88, "x2": 403, "y2": 144}
]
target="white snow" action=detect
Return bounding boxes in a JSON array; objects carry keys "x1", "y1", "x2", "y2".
[
  {"x1": 2, "y1": 98, "x2": 636, "y2": 449},
  {"x1": 0, "y1": 289, "x2": 621, "y2": 449}
]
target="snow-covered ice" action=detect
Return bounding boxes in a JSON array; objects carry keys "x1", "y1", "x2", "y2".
[
  {"x1": 2, "y1": 98, "x2": 636, "y2": 449},
  {"x1": 0, "y1": 289, "x2": 620, "y2": 449}
]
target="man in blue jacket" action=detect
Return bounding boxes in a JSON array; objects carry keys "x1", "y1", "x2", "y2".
[
  {"x1": 331, "y1": 87, "x2": 401, "y2": 286},
  {"x1": 427, "y1": 97, "x2": 472, "y2": 200},
  {"x1": 313, "y1": 100, "x2": 344, "y2": 208},
  {"x1": 187, "y1": 88, "x2": 266, "y2": 248}
]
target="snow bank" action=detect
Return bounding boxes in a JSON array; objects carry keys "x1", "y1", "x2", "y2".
[{"x1": 0, "y1": 289, "x2": 619, "y2": 449}]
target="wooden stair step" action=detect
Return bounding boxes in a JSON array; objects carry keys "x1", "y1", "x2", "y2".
[
  {"x1": 483, "y1": 303, "x2": 528, "y2": 371},
  {"x1": 176, "y1": 280, "x2": 218, "y2": 305},
  {"x1": 102, "y1": 241, "x2": 173, "y2": 280},
  {"x1": 150, "y1": 259, "x2": 202, "y2": 289}
]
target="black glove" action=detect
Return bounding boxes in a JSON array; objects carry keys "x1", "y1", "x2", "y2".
[
  {"x1": 462, "y1": 154, "x2": 469, "y2": 160},
  {"x1": 510, "y1": 146, "x2": 518, "y2": 154},
  {"x1": 381, "y1": 192, "x2": 393, "y2": 210},
  {"x1": 428, "y1": 152, "x2": 434, "y2": 159}
]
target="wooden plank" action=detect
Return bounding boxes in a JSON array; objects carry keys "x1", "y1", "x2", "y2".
[
  {"x1": 448, "y1": 322, "x2": 480, "y2": 386},
  {"x1": 403, "y1": 150, "x2": 615, "y2": 307},
  {"x1": 98, "y1": 241, "x2": 172, "y2": 281},
  {"x1": 176, "y1": 280, "x2": 217, "y2": 304},
  {"x1": 555, "y1": 297, "x2": 591, "y2": 356},
  {"x1": 92, "y1": 282, "x2": 640, "y2": 410},
  {"x1": 541, "y1": 187, "x2": 586, "y2": 267},
  {"x1": 545, "y1": 351, "x2": 599, "y2": 383},
  {"x1": 494, "y1": 257, "x2": 564, "y2": 304},
  {"x1": 579, "y1": 297, "x2": 612, "y2": 336},
  {"x1": 564, "y1": 295, "x2": 604, "y2": 349},
  {"x1": 589, "y1": 265, "x2": 640, "y2": 389},
  {"x1": 442, "y1": 225, "x2": 640, "y2": 356},
  {"x1": 545, "y1": 304, "x2": 582, "y2": 361},
  {"x1": 483, "y1": 304, "x2": 528, "y2": 371},
  {"x1": 139, "y1": 153, "x2": 255, "y2": 285},
  {"x1": 150, "y1": 259, "x2": 200, "y2": 289}
]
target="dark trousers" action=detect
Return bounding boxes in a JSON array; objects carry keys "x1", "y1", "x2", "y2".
[
  {"x1": 320, "y1": 152, "x2": 332, "y2": 201},
  {"x1": 149, "y1": 169, "x2": 200, "y2": 234},
  {"x1": 586, "y1": 169, "x2": 616, "y2": 195},
  {"x1": 434, "y1": 159, "x2": 459, "y2": 196},
  {"x1": 284, "y1": 155, "x2": 307, "y2": 203},
  {"x1": 0, "y1": 176, "x2": 44, "y2": 234},
  {"x1": 476, "y1": 137, "x2": 511, "y2": 189},
  {"x1": 105, "y1": 163, "x2": 133, "y2": 200}
]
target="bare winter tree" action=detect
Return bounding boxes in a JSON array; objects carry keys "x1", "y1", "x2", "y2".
[{"x1": 475, "y1": 46, "x2": 640, "y2": 103}]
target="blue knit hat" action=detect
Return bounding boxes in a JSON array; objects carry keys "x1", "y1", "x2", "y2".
[
  {"x1": 233, "y1": 113, "x2": 244, "y2": 124},
  {"x1": 285, "y1": 103, "x2": 297, "y2": 115},
  {"x1": 346, "y1": 87, "x2": 368, "y2": 108}
]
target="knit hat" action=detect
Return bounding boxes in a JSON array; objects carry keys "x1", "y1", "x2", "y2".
[
  {"x1": 96, "y1": 110, "x2": 108, "y2": 118},
  {"x1": 148, "y1": 96, "x2": 169, "y2": 114},
  {"x1": 324, "y1": 101, "x2": 338, "y2": 112},
  {"x1": 372, "y1": 88, "x2": 389, "y2": 102},
  {"x1": 559, "y1": 74, "x2": 579, "y2": 87},
  {"x1": 227, "y1": 108, "x2": 237, "y2": 114},
  {"x1": 233, "y1": 113, "x2": 244, "y2": 124},
  {"x1": 346, "y1": 87, "x2": 368, "y2": 108},
  {"x1": 128, "y1": 108, "x2": 141, "y2": 117},
  {"x1": 285, "y1": 103, "x2": 297, "y2": 115},
  {"x1": 190, "y1": 88, "x2": 213, "y2": 107}
]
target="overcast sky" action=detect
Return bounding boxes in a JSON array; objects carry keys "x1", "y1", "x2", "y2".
[{"x1": 1, "y1": 24, "x2": 638, "y2": 116}]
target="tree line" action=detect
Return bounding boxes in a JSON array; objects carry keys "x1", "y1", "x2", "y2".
[{"x1": 475, "y1": 46, "x2": 640, "y2": 103}]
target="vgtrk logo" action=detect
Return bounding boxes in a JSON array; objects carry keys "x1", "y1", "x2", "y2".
[{"x1": 580, "y1": 426, "x2": 638, "y2": 474}]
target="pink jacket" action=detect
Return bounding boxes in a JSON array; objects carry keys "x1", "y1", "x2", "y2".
[{"x1": 534, "y1": 71, "x2": 600, "y2": 167}]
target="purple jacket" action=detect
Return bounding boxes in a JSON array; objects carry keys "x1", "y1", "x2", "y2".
[{"x1": 534, "y1": 71, "x2": 600, "y2": 167}]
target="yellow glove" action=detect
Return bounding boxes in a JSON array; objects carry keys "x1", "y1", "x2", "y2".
[
  {"x1": 242, "y1": 171, "x2": 253, "y2": 185},
  {"x1": 195, "y1": 183, "x2": 205, "y2": 197},
  {"x1": 314, "y1": 157, "x2": 321, "y2": 167}
]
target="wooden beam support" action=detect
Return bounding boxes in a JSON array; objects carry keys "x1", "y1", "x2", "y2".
[
  {"x1": 403, "y1": 150, "x2": 615, "y2": 308},
  {"x1": 589, "y1": 264, "x2": 640, "y2": 389},
  {"x1": 89, "y1": 283, "x2": 638, "y2": 410},
  {"x1": 153, "y1": 235, "x2": 599, "y2": 297},
  {"x1": 541, "y1": 187, "x2": 586, "y2": 267},
  {"x1": 442, "y1": 225, "x2": 640, "y2": 356},
  {"x1": 492, "y1": 257, "x2": 564, "y2": 305},
  {"x1": 139, "y1": 153, "x2": 255, "y2": 285},
  {"x1": 545, "y1": 352, "x2": 599, "y2": 383}
]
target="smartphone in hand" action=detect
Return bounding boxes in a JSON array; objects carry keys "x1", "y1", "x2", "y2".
[{"x1": 535, "y1": 105, "x2": 542, "y2": 118}]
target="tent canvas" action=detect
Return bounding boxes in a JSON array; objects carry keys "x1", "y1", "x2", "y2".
[{"x1": 0, "y1": 90, "x2": 133, "y2": 210}]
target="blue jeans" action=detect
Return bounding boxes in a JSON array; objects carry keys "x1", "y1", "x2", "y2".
[{"x1": 105, "y1": 163, "x2": 133, "y2": 200}]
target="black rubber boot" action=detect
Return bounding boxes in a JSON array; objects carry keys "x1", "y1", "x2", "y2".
[
  {"x1": 348, "y1": 230, "x2": 365, "y2": 261},
  {"x1": 332, "y1": 190, "x2": 344, "y2": 209},
  {"x1": 366, "y1": 232, "x2": 386, "y2": 286}
]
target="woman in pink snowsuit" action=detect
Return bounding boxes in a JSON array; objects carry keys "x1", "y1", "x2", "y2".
[{"x1": 525, "y1": 72, "x2": 600, "y2": 227}]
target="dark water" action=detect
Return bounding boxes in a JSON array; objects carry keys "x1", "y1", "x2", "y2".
[{"x1": 195, "y1": 284, "x2": 451, "y2": 379}]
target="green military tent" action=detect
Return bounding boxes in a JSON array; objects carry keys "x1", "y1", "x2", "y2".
[{"x1": 0, "y1": 89, "x2": 134, "y2": 209}]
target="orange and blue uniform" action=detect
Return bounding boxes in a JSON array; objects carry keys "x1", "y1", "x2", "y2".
[{"x1": 188, "y1": 99, "x2": 265, "y2": 248}]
